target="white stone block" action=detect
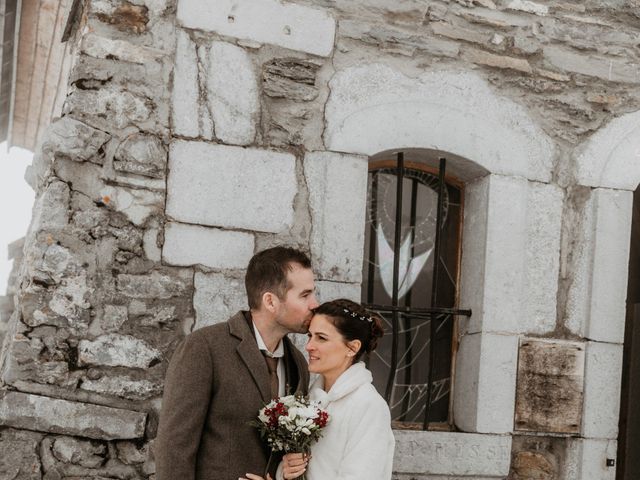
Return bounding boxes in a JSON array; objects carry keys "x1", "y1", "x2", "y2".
[
  {"x1": 481, "y1": 175, "x2": 528, "y2": 334},
  {"x1": 167, "y1": 141, "x2": 297, "y2": 233},
  {"x1": 393, "y1": 430, "x2": 511, "y2": 477},
  {"x1": 582, "y1": 341, "x2": 623, "y2": 439},
  {"x1": 324, "y1": 65, "x2": 554, "y2": 182},
  {"x1": 459, "y1": 176, "x2": 489, "y2": 336},
  {"x1": 460, "y1": 175, "x2": 562, "y2": 335},
  {"x1": 207, "y1": 42, "x2": 259, "y2": 146},
  {"x1": 522, "y1": 181, "x2": 563, "y2": 334},
  {"x1": 304, "y1": 151, "x2": 368, "y2": 283},
  {"x1": 588, "y1": 189, "x2": 632, "y2": 343},
  {"x1": 566, "y1": 189, "x2": 632, "y2": 344},
  {"x1": 453, "y1": 333, "x2": 480, "y2": 431},
  {"x1": 575, "y1": 110, "x2": 640, "y2": 190},
  {"x1": 177, "y1": 0, "x2": 336, "y2": 57},
  {"x1": 162, "y1": 222, "x2": 254, "y2": 269},
  {"x1": 315, "y1": 280, "x2": 361, "y2": 303},
  {"x1": 565, "y1": 438, "x2": 617, "y2": 480},
  {"x1": 454, "y1": 333, "x2": 518, "y2": 434},
  {"x1": 172, "y1": 30, "x2": 200, "y2": 138},
  {"x1": 194, "y1": 272, "x2": 248, "y2": 329}
]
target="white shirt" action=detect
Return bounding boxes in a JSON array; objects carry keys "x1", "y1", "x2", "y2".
[{"x1": 253, "y1": 321, "x2": 286, "y2": 397}]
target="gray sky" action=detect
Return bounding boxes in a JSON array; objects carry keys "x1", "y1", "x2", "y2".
[{"x1": 0, "y1": 143, "x2": 35, "y2": 293}]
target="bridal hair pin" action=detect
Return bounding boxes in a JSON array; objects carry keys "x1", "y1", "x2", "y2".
[{"x1": 343, "y1": 308, "x2": 373, "y2": 323}]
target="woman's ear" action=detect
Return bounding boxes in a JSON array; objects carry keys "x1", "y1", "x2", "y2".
[{"x1": 347, "y1": 339, "x2": 362, "y2": 357}]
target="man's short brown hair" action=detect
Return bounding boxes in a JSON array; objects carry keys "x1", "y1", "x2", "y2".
[{"x1": 245, "y1": 246, "x2": 312, "y2": 309}]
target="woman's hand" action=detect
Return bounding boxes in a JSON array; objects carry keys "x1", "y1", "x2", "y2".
[
  {"x1": 282, "y1": 452, "x2": 309, "y2": 480},
  {"x1": 239, "y1": 474, "x2": 272, "y2": 480}
]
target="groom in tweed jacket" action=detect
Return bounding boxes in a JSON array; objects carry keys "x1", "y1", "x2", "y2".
[{"x1": 155, "y1": 247, "x2": 317, "y2": 480}]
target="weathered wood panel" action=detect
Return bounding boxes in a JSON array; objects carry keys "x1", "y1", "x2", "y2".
[
  {"x1": 11, "y1": 0, "x2": 72, "y2": 151},
  {"x1": 515, "y1": 338, "x2": 585, "y2": 434}
]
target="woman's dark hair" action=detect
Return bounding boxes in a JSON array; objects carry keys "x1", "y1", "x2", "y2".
[{"x1": 314, "y1": 299, "x2": 384, "y2": 362}]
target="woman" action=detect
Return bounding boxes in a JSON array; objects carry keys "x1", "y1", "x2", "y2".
[{"x1": 242, "y1": 299, "x2": 395, "y2": 480}]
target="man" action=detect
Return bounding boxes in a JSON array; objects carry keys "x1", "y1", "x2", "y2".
[{"x1": 155, "y1": 246, "x2": 318, "y2": 480}]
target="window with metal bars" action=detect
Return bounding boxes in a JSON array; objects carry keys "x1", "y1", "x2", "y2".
[{"x1": 362, "y1": 152, "x2": 471, "y2": 430}]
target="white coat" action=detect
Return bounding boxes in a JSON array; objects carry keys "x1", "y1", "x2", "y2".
[{"x1": 277, "y1": 362, "x2": 395, "y2": 480}]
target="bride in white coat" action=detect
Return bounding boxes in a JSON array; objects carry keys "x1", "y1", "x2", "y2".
[{"x1": 242, "y1": 299, "x2": 395, "y2": 480}]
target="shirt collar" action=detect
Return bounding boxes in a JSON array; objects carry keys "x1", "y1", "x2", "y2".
[{"x1": 252, "y1": 320, "x2": 284, "y2": 358}]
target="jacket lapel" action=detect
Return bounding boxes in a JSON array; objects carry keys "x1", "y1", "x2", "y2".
[
  {"x1": 229, "y1": 312, "x2": 272, "y2": 403},
  {"x1": 283, "y1": 337, "x2": 310, "y2": 397}
]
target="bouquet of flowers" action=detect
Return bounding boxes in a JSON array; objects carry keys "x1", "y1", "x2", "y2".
[{"x1": 253, "y1": 395, "x2": 329, "y2": 480}]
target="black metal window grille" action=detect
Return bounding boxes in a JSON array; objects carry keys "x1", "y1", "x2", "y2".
[{"x1": 362, "y1": 153, "x2": 471, "y2": 430}]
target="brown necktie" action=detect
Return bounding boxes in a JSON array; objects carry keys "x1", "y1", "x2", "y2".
[{"x1": 263, "y1": 353, "x2": 279, "y2": 398}]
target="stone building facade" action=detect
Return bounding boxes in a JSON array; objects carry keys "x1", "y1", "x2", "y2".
[{"x1": 1, "y1": 0, "x2": 640, "y2": 478}]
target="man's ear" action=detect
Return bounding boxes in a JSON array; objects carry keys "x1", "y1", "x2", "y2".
[
  {"x1": 347, "y1": 339, "x2": 362, "y2": 357},
  {"x1": 262, "y1": 291, "x2": 279, "y2": 313}
]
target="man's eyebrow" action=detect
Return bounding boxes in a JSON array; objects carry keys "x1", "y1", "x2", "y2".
[{"x1": 299, "y1": 288, "x2": 314, "y2": 295}]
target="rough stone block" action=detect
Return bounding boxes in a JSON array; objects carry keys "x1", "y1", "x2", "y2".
[
  {"x1": 78, "y1": 333, "x2": 162, "y2": 369},
  {"x1": 0, "y1": 392, "x2": 146, "y2": 439},
  {"x1": 304, "y1": 151, "x2": 368, "y2": 283},
  {"x1": 0, "y1": 428, "x2": 43, "y2": 480},
  {"x1": 114, "y1": 133, "x2": 166, "y2": 179},
  {"x1": 514, "y1": 338, "x2": 584, "y2": 434},
  {"x1": 393, "y1": 430, "x2": 512, "y2": 476},
  {"x1": 28, "y1": 180, "x2": 70, "y2": 235},
  {"x1": 81, "y1": 32, "x2": 165, "y2": 64},
  {"x1": 431, "y1": 21, "x2": 492, "y2": 45},
  {"x1": 339, "y1": 19, "x2": 461, "y2": 58},
  {"x1": 506, "y1": 0, "x2": 548, "y2": 15},
  {"x1": 582, "y1": 341, "x2": 623, "y2": 439},
  {"x1": 80, "y1": 375, "x2": 163, "y2": 400},
  {"x1": 116, "y1": 270, "x2": 192, "y2": 299},
  {"x1": 206, "y1": 41, "x2": 259, "y2": 145},
  {"x1": 324, "y1": 65, "x2": 554, "y2": 183},
  {"x1": 315, "y1": 280, "x2": 361, "y2": 303},
  {"x1": 64, "y1": 86, "x2": 153, "y2": 130},
  {"x1": 177, "y1": 0, "x2": 336, "y2": 57},
  {"x1": 163, "y1": 222, "x2": 254, "y2": 269},
  {"x1": 167, "y1": 141, "x2": 297, "y2": 233},
  {"x1": 53, "y1": 158, "x2": 163, "y2": 226},
  {"x1": 463, "y1": 48, "x2": 533, "y2": 74},
  {"x1": 262, "y1": 58, "x2": 320, "y2": 101},
  {"x1": 566, "y1": 189, "x2": 632, "y2": 343},
  {"x1": 42, "y1": 117, "x2": 110, "y2": 164},
  {"x1": 172, "y1": 29, "x2": 202, "y2": 138},
  {"x1": 52, "y1": 436, "x2": 106, "y2": 467},
  {"x1": 454, "y1": 333, "x2": 518, "y2": 434},
  {"x1": 193, "y1": 272, "x2": 247, "y2": 329},
  {"x1": 543, "y1": 46, "x2": 640, "y2": 84}
]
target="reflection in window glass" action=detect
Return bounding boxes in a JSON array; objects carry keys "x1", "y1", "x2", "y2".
[{"x1": 362, "y1": 165, "x2": 462, "y2": 426}]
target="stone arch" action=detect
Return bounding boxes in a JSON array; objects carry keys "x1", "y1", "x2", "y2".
[
  {"x1": 574, "y1": 110, "x2": 640, "y2": 190},
  {"x1": 323, "y1": 64, "x2": 555, "y2": 183}
]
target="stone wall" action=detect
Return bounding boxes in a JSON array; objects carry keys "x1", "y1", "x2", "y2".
[{"x1": 1, "y1": 0, "x2": 640, "y2": 478}]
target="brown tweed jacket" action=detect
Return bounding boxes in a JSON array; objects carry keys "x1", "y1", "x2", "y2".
[{"x1": 155, "y1": 311, "x2": 309, "y2": 480}]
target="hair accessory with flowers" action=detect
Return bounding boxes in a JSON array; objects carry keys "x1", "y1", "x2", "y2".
[
  {"x1": 252, "y1": 395, "x2": 329, "y2": 479},
  {"x1": 342, "y1": 307, "x2": 373, "y2": 322}
]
